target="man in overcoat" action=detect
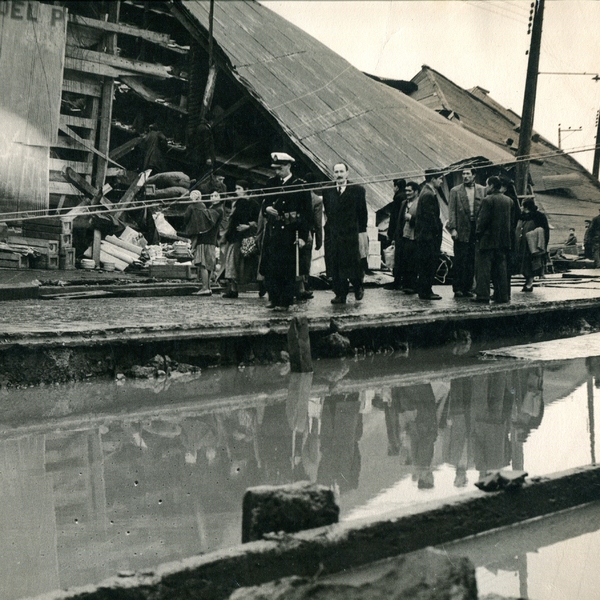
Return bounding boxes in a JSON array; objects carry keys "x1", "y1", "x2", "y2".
[
  {"x1": 259, "y1": 152, "x2": 312, "y2": 311},
  {"x1": 415, "y1": 169, "x2": 445, "y2": 300},
  {"x1": 322, "y1": 163, "x2": 368, "y2": 304},
  {"x1": 473, "y1": 176, "x2": 514, "y2": 303},
  {"x1": 447, "y1": 168, "x2": 486, "y2": 297}
]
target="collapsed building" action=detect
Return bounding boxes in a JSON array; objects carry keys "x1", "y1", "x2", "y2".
[
  {"x1": 408, "y1": 65, "x2": 600, "y2": 243},
  {"x1": 0, "y1": 1, "x2": 596, "y2": 269}
]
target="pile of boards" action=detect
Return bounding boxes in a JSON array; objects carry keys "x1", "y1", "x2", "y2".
[
  {"x1": 2, "y1": 218, "x2": 75, "y2": 270},
  {"x1": 83, "y1": 234, "x2": 144, "y2": 271}
]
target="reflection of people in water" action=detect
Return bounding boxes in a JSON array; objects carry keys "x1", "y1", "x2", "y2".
[
  {"x1": 510, "y1": 366, "x2": 544, "y2": 471},
  {"x1": 445, "y1": 376, "x2": 473, "y2": 487},
  {"x1": 392, "y1": 383, "x2": 439, "y2": 489},
  {"x1": 317, "y1": 392, "x2": 363, "y2": 493},
  {"x1": 471, "y1": 371, "x2": 515, "y2": 478},
  {"x1": 286, "y1": 372, "x2": 323, "y2": 482}
]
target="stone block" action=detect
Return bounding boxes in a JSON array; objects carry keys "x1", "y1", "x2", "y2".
[
  {"x1": 228, "y1": 547, "x2": 477, "y2": 600},
  {"x1": 242, "y1": 481, "x2": 339, "y2": 543}
]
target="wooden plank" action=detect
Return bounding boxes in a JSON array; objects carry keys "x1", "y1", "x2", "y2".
[
  {"x1": 62, "y1": 78, "x2": 102, "y2": 98},
  {"x1": 52, "y1": 135, "x2": 88, "y2": 151},
  {"x1": 92, "y1": 229, "x2": 102, "y2": 267},
  {"x1": 50, "y1": 159, "x2": 93, "y2": 174},
  {"x1": 69, "y1": 14, "x2": 171, "y2": 44},
  {"x1": 109, "y1": 136, "x2": 143, "y2": 161},
  {"x1": 65, "y1": 56, "x2": 131, "y2": 79},
  {"x1": 65, "y1": 46, "x2": 171, "y2": 79},
  {"x1": 60, "y1": 114, "x2": 96, "y2": 130},
  {"x1": 49, "y1": 181, "x2": 81, "y2": 196},
  {"x1": 63, "y1": 167, "x2": 99, "y2": 199},
  {"x1": 86, "y1": 96, "x2": 101, "y2": 178}
]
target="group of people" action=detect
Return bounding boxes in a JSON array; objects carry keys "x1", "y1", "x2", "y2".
[
  {"x1": 182, "y1": 157, "x2": 552, "y2": 310},
  {"x1": 182, "y1": 152, "x2": 368, "y2": 311},
  {"x1": 387, "y1": 167, "x2": 550, "y2": 303}
]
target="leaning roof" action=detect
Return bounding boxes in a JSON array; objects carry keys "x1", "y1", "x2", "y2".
[
  {"x1": 174, "y1": 0, "x2": 514, "y2": 210},
  {"x1": 411, "y1": 65, "x2": 600, "y2": 202}
]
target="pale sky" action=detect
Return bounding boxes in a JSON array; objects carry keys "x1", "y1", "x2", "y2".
[{"x1": 262, "y1": 1, "x2": 600, "y2": 172}]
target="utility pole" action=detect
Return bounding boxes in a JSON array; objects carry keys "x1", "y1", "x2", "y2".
[
  {"x1": 515, "y1": 0, "x2": 545, "y2": 199},
  {"x1": 593, "y1": 109, "x2": 600, "y2": 179},
  {"x1": 558, "y1": 124, "x2": 582, "y2": 150}
]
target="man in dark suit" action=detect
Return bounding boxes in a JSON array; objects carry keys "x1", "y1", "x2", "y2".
[
  {"x1": 447, "y1": 168, "x2": 486, "y2": 298},
  {"x1": 322, "y1": 162, "x2": 368, "y2": 304},
  {"x1": 415, "y1": 169, "x2": 445, "y2": 300},
  {"x1": 473, "y1": 176, "x2": 514, "y2": 304},
  {"x1": 259, "y1": 152, "x2": 312, "y2": 311}
]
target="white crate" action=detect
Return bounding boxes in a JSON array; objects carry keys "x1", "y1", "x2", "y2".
[{"x1": 367, "y1": 254, "x2": 381, "y2": 269}]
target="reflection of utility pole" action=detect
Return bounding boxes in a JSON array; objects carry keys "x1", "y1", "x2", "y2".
[
  {"x1": 557, "y1": 124, "x2": 582, "y2": 149},
  {"x1": 588, "y1": 376, "x2": 596, "y2": 464},
  {"x1": 593, "y1": 110, "x2": 600, "y2": 179},
  {"x1": 515, "y1": 0, "x2": 545, "y2": 198}
]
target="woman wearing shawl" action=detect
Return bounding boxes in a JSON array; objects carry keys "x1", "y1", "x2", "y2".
[
  {"x1": 222, "y1": 179, "x2": 260, "y2": 298},
  {"x1": 183, "y1": 187, "x2": 224, "y2": 296},
  {"x1": 515, "y1": 198, "x2": 550, "y2": 292}
]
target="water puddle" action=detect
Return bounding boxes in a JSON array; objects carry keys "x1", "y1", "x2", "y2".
[
  {"x1": 444, "y1": 501, "x2": 600, "y2": 600},
  {"x1": 1, "y1": 345, "x2": 599, "y2": 599}
]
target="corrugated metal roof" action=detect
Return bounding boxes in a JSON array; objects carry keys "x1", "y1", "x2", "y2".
[
  {"x1": 174, "y1": 1, "x2": 514, "y2": 210},
  {"x1": 411, "y1": 66, "x2": 600, "y2": 203}
]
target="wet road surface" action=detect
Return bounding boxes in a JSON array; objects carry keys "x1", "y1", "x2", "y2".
[
  {"x1": 2, "y1": 344, "x2": 600, "y2": 599},
  {"x1": 1, "y1": 279, "x2": 600, "y2": 336}
]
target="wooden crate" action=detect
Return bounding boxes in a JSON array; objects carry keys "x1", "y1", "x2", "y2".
[
  {"x1": 149, "y1": 264, "x2": 198, "y2": 280},
  {"x1": 6, "y1": 235, "x2": 59, "y2": 254},
  {"x1": 20, "y1": 230, "x2": 72, "y2": 247},
  {"x1": 0, "y1": 250, "x2": 29, "y2": 269},
  {"x1": 23, "y1": 218, "x2": 73, "y2": 234},
  {"x1": 31, "y1": 254, "x2": 59, "y2": 270}
]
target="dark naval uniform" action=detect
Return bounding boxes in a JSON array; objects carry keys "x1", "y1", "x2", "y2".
[{"x1": 259, "y1": 174, "x2": 312, "y2": 307}]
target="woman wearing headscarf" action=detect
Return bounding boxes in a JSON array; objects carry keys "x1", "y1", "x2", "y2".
[
  {"x1": 222, "y1": 179, "x2": 260, "y2": 298},
  {"x1": 515, "y1": 198, "x2": 550, "y2": 292},
  {"x1": 183, "y1": 187, "x2": 224, "y2": 296}
]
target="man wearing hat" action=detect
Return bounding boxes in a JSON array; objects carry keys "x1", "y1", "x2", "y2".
[
  {"x1": 259, "y1": 152, "x2": 312, "y2": 310},
  {"x1": 415, "y1": 168, "x2": 445, "y2": 300}
]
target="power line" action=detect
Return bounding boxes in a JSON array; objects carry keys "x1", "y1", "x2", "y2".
[{"x1": 2, "y1": 141, "x2": 600, "y2": 224}]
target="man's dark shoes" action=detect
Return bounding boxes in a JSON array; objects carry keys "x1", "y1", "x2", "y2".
[
  {"x1": 266, "y1": 302, "x2": 276, "y2": 309},
  {"x1": 354, "y1": 287, "x2": 364, "y2": 301},
  {"x1": 419, "y1": 293, "x2": 442, "y2": 300},
  {"x1": 331, "y1": 296, "x2": 346, "y2": 304},
  {"x1": 403, "y1": 288, "x2": 416, "y2": 295},
  {"x1": 222, "y1": 291, "x2": 238, "y2": 299},
  {"x1": 471, "y1": 296, "x2": 489, "y2": 303},
  {"x1": 454, "y1": 291, "x2": 464, "y2": 298},
  {"x1": 521, "y1": 285, "x2": 534, "y2": 292},
  {"x1": 383, "y1": 282, "x2": 401, "y2": 290},
  {"x1": 297, "y1": 291, "x2": 314, "y2": 300},
  {"x1": 462, "y1": 291, "x2": 475, "y2": 298}
]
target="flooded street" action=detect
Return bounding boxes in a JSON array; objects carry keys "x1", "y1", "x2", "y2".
[{"x1": 1, "y1": 342, "x2": 600, "y2": 599}]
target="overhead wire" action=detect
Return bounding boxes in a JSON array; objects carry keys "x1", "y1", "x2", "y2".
[{"x1": 2, "y1": 141, "x2": 600, "y2": 224}]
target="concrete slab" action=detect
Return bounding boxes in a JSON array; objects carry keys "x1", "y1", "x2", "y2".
[{"x1": 483, "y1": 331, "x2": 600, "y2": 361}]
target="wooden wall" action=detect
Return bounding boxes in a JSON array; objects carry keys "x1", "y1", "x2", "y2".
[{"x1": 0, "y1": 1, "x2": 66, "y2": 215}]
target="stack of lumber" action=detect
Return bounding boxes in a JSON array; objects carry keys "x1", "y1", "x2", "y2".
[
  {"x1": 0, "y1": 245, "x2": 30, "y2": 269},
  {"x1": 84, "y1": 234, "x2": 143, "y2": 271},
  {"x1": 10, "y1": 217, "x2": 75, "y2": 270}
]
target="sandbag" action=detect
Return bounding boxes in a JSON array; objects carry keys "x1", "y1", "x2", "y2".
[
  {"x1": 147, "y1": 186, "x2": 189, "y2": 199},
  {"x1": 147, "y1": 172, "x2": 190, "y2": 189}
]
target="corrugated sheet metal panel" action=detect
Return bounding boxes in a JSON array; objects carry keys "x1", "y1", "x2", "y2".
[
  {"x1": 178, "y1": 1, "x2": 513, "y2": 210},
  {"x1": 415, "y1": 67, "x2": 600, "y2": 203},
  {"x1": 0, "y1": 3, "x2": 66, "y2": 215}
]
